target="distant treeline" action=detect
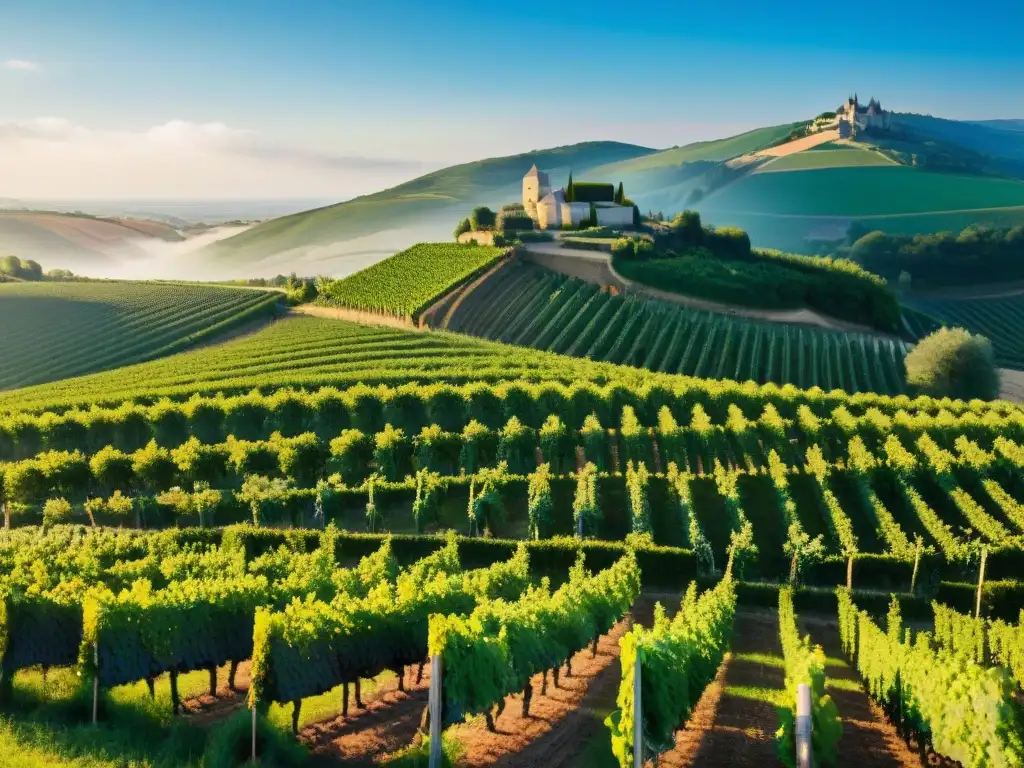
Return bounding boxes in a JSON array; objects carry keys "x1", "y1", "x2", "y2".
[
  {"x1": 0, "y1": 256, "x2": 76, "y2": 282},
  {"x1": 612, "y1": 211, "x2": 901, "y2": 332},
  {"x1": 850, "y1": 225, "x2": 1024, "y2": 288}
]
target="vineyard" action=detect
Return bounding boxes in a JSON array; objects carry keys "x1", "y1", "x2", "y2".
[
  {"x1": 2, "y1": 377, "x2": 1024, "y2": 597},
  {"x1": 441, "y1": 260, "x2": 910, "y2": 394},
  {"x1": 0, "y1": 281, "x2": 281, "y2": 390},
  {"x1": 903, "y1": 292, "x2": 1024, "y2": 369},
  {"x1": 319, "y1": 242, "x2": 506, "y2": 320}
]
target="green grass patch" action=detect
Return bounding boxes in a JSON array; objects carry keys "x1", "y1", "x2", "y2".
[
  {"x1": 702, "y1": 166, "x2": 1024, "y2": 218},
  {"x1": 757, "y1": 148, "x2": 895, "y2": 172}
]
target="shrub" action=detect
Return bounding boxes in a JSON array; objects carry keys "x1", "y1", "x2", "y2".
[
  {"x1": 42, "y1": 497, "x2": 72, "y2": 527},
  {"x1": 470, "y1": 206, "x2": 496, "y2": 231},
  {"x1": 905, "y1": 327, "x2": 1000, "y2": 401},
  {"x1": 496, "y1": 210, "x2": 533, "y2": 233},
  {"x1": 453, "y1": 218, "x2": 472, "y2": 239},
  {"x1": 703, "y1": 226, "x2": 751, "y2": 260}
]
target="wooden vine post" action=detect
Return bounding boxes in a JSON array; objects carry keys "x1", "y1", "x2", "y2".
[
  {"x1": 633, "y1": 652, "x2": 643, "y2": 768},
  {"x1": 428, "y1": 654, "x2": 443, "y2": 768},
  {"x1": 910, "y1": 539, "x2": 922, "y2": 594},
  {"x1": 91, "y1": 642, "x2": 99, "y2": 726},
  {"x1": 795, "y1": 683, "x2": 812, "y2": 768},
  {"x1": 975, "y1": 545, "x2": 989, "y2": 619},
  {"x1": 251, "y1": 704, "x2": 257, "y2": 764}
]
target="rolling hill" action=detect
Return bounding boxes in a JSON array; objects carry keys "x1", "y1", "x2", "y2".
[
  {"x1": 202, "y1": 142, "x2": 657, "y2": 267},
  {"x1": 0, "y1": 210, "x2": 185, "y2": 267},
  {"x1": 0, "y1": 281, "x2": 280, "y2": 389},
  {"x1": 196, "y1": 110, "x2": 1024, "y2": 270}
]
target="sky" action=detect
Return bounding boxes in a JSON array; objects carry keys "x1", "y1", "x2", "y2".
[{"x1": 1, "y1": 0, "x2": 1022, "y2": 201}]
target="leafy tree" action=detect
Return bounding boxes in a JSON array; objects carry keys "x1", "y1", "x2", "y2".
[
  {"x1": 905, "y1": 327, "x2": 1000, "y2": 401},
  {"x1": 454, "y1": 217, "x2": 472, "y2": 239},
  {"x1": 469, "y1": 207, "x2": 496, "y2": 231}
]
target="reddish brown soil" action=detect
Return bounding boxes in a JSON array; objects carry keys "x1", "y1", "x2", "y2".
[
  {"x1": 303, "y1": 666, "x2": 433, "y2": 766},
  {"x1": 656, "y1": 609, "x2": 785, "y2": 767},
  {"x1": 180, "y1": 661, "x2": 252, "y2": 727},
  {"x1": 452, "y1": 619, "x2": 630, "y2": 768}
]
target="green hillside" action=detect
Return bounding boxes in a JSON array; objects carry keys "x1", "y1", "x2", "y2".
[
  {"x1": 696, "y1": 165, "x2": 1024, "y2": 252},
  {"x1": 0, "y1": 282, "x2": 279, "y2": 390},
  {"x1": 594, "y1": 123, "x2": 802, "y2": 173},
  {"x1": 756, "y1": 145, "x2": 896, "y2": 172},
  {"x1": 204, "y1": 141, "x2": 656, "y2": 262}
]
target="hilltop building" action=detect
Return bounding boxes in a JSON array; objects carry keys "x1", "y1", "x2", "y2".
[
  {"x1": 836, "y1": 95, "x2": 890, "y2": 138},
  {"x1": 522, "y1": 165, "x2": 635, "y2": 230}
]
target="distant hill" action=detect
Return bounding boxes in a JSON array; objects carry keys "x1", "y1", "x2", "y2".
[
  {"x1": 203, "y1": 142, "x2": 656, "y2": 267},
  {"x1": 199, "y1": 112, "x2": 1024, "y2": 270},
  {"x1": 0, "y1": 210, "x2": 184, "y2": 267}
]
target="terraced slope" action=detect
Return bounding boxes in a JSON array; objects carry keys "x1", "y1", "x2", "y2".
[
  {"x1": 903, "y1": 293, "x2": 1024, "y2": 369},
  {"x1": 0, "y1": 282, "x2": 280, "y2": 390},
  {"x1": 0, "y1": 314, "x2": 677, "y2": 412},
  {"x1": 441, "y1": 261, "x2": 908, "y2": 394}
]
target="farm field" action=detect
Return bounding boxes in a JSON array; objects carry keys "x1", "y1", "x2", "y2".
[
  {"x1": 319, "y1": 242, "x2": 505, "y2": 320},
  {"x1": 903, "y1": 292, "x2": 1024, "y2": 369},
  {"x1": 701, "y1": 166, "x2": 1024, "y2": 218},
  {"x1": 442, "y1": 260, "x2": 909, "y2": 394},
  {"x1": 756, "y1": 147, "x2": 896, "y2": 172},
  {"x1": 0, "y1": 282, "x2": 281, "y2": 390}
]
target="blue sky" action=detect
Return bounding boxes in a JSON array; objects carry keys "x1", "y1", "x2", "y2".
[{"x1": 1, "y1": 0, "x2": 1022, "y2": 198}]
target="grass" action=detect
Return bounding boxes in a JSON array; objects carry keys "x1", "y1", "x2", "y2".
[
  {"x1": 0, "y1": 282, "x2": 280, "y2": 390},
  {"x1": 701, "y1": 166, "x2": 1024, "y2": 218},
  {"x1": 0, "y1": 663, "x2": 398, "y2": 767},
  {"x1": 593, "y1": 124, "x2": 802, "y2": 174},
  {"x1": 204, "y1": 142, "x2": 655, "y2": 262}
]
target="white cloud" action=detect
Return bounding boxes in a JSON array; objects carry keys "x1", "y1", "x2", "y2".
[
  {"x1": 0, "y1": 118, "x2": 426, "y2": 199},
  {"x1": 4, "y1": 59, "x2": 39, "y2": 71}
]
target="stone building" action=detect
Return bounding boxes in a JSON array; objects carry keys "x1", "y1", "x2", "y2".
[{"x1": 522, "y1": 166, "x2": 634, "y2": 230}]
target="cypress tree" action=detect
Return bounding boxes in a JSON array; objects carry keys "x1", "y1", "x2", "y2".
[
  {"x1": 615, "y1": 181, "x2": 624, "y2": 204},
  {"x1": 566, "y1": 172, "x2": 574, "y2": 203}
]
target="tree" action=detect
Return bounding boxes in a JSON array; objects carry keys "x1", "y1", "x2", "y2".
[
  {"x1": 905, "y1": 327, "x2": 1000, "y2": 401},
  {"x1": 566, "y1": 173, "x2": 574, "y2": 203},
  {"x1": 898, "y1": 270, "x2": 912, "y2": 291},
  {"x1": 469, "y1": 207, "x2": 496, "y2": 231},
  {"x1": 454, "y1": 217, "x2": 472, "y2": 239},
  {"x1": 614, "y1": 182, "x2": 624, "y2": 205}
]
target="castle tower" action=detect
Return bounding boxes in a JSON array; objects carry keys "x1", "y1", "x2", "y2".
[{"x1": 523, "y1": 165, "x2": 550, "y2": 218}]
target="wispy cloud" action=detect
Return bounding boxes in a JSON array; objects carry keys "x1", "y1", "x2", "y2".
[
  {"x1": 4, "y1": 59, "x2": 40, "y2": 71},
  {"x1": 0, "y1": 118, "x2": 427, "y2": 198}
]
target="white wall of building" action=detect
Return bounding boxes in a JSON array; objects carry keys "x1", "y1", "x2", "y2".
[{"x1": 596, "y1": 206, "x2": 634, "y2": 227}]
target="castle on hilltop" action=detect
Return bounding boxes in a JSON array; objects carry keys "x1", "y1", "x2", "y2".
[{"x1": 836, "y1": 94, "x2": 890, "y2": 138}]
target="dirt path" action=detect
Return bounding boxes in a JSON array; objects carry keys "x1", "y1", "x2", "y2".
[
  {"x1": 999, "y1": 368, "x2": 1024, "y2": 403},
  {"x1": 447, "y1": 614, "x2": 636, "y2": 768},
  {"x1": 800, "y1": 616, "x2": 923, "y2": 768},
  {"x1": 651, "y1": 609, "x2": 785, "y2": 768}
]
